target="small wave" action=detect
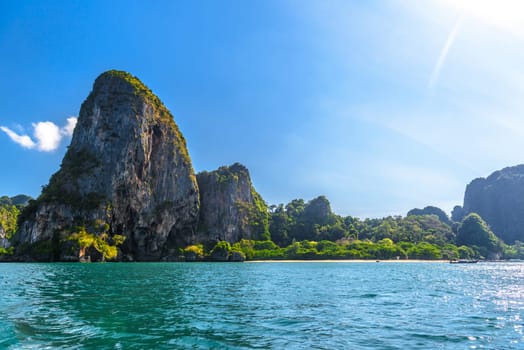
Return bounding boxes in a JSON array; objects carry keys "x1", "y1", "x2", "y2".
[{"x1": 359, "y1": 293, "x2": 378, "y2": 298}]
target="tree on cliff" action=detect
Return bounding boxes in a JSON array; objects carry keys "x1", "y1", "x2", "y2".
[{"x1": 0, "y1": 204, "x2": 20, "y2": 238}]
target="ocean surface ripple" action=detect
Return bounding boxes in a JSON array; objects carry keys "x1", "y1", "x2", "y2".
[{"x1": 0, "y1": 261, "x2": 523, "y2": 349}]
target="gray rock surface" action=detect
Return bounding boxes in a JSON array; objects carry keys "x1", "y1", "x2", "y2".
[{"x1": 229, "y1": 251, "x2": 246, "y2": 262}]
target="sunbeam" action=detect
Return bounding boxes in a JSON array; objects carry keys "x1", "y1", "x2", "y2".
[{"x1": 429, "y1": 17, "x2": 462, "y2": 92}]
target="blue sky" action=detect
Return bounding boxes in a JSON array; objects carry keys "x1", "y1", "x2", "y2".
[{"x1": 1, "y1": 0, "x2": 524, "y2": 218}]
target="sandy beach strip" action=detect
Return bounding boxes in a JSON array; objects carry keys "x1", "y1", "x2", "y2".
[{"x1": 247, "y1": 259, "x2": 450, "y2": 263}]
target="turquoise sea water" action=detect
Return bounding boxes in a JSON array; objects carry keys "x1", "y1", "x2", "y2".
[{"x1": 0, "y1": 262, "x2": 523, "y2": 349}]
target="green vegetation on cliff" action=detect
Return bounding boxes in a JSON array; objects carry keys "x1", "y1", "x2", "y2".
[
  {"x1": 99, "y1": 70, "x2": 167, "y2": 114},
  {"x1": 240, "y1": 189, "x2": 270, "y2": 241},
  {"x1": 14, "y1": 148, "x2": 106, "y2": 231},
  {"x1": 13, "y1": 217, "x2": 125, "y2": 261},
  {"x1": 183, "y1": 244, "x2": 204, "y2": 261},
  {"x1": 68, "y1": 226, "x2": 126, "y2": 261},
  {"x1": 1, "y1": 195, "x2": 31, "y2": 239},
  {"x1": 0, "y1": 204, "x2": 20, "y2": 238},
  {"x1": 38, "y1": 148, "x2": 103, "y2": 209}
]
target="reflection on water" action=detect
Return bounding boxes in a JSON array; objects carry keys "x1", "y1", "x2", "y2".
[{"x1": 0, "y1": 262, "x2": 523, "y2": 349}]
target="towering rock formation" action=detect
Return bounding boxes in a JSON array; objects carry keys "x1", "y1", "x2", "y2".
[
  {"x1": 196, "y1": 163, "x2": 269, "y2": 244},
  {"x1": 16, "y1": 70, "x2": 199, "y2": 260},
  {"x1": 463, "y1": 164, "x2": 524, "y2": 244}
]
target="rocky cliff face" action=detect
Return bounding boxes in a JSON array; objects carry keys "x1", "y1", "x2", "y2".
[
  {"x1": 196, "y1": 163, "x2": 269, "y2": 244},
  {"x1": 16, "y1": 70, "x2": 199, "y2": 260},
  {"x1": 463, "y1": 164, "x2": 524, "y2": 244}
]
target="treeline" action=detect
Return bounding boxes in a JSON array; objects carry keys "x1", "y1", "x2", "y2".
[
  {"x1": 3, "y1": 193, "x2": 524, "y2": 261},
  {"x1": 177, "y1": 196, "x2": 524, "y2": 261},
  {"x1": 269, "y1": 197, "x2": 455, "y2": 246},
  {"x1": 192, "y1": 238, "x2": 475, "y2": 261},
  {"x1": 261, "y1": 196, "x2": 522, "y2": 261}
]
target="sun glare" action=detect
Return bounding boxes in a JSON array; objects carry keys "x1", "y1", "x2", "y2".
[{"x1": 440, "y1": 0, "x2": 524, "y2": 37}]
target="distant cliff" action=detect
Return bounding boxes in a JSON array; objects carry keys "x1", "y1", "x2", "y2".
[
  {"x1": 407, "y1": 206, "x2": 451, "y2": 225},
  {"x1": 196, "y1": 163, "x2": 269, "y2": 243},
  {"x1": 15, "y1": 70, "x2": 200, "y2": 261},
  {"x1": 463, "y1": 164, "x2": 524, "y2": 244},
  {"x1": 0, "y1": 195, "x2": 32, "y2": 207}
]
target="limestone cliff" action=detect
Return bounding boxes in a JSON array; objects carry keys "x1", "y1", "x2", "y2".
[
  {"x1": 196, "y1": 163, "x2": 269, "y2": 244},
  {"x1": 16, "y1": 70, "x2": 199, "y2": 260},
  {"x1": 463, "y1": 164, "x2": 524, "y2": 244}
]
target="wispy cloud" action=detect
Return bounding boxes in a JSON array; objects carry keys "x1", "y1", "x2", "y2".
[
  {"x1": 0, "y1": 126, "x2": 36, "y2": 149},
  {"x1": 1, "y1": 117, "x2": 77, "y2": 152},
  {"x1": 61, "y1": 117, "x2": 77, "y2": 136}
]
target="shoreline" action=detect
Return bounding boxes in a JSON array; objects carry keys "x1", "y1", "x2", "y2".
[{"x1": 247, "y1": 259, "x2": 451, "y2": 263}]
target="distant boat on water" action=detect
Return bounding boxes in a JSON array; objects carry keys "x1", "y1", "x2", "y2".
[{"x1": 450, "y1": 259, "x2": 479, "y2": 264}]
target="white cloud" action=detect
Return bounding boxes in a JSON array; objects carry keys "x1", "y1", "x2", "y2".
[
  {"x1": 0, "y1": 126, "x2": 36, "y2": 149},
  {"x1": 32, "y1": 121, "x2": 61, "y2": 152},
  {"x1": 61, "y1": 117, "x2": 77, "y2": 136},
  {"x1": 1, "y1": 117, "x2": 77, "y2": 152}
]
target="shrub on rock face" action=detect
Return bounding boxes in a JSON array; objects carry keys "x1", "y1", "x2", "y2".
[
  {"x1": 209, "y1": 241, "x2": 231, "y2": 261},
  {"x1": 0, "y1": 204, "x2": 19, "y2": 240},
  {"x1": 183, "y1": 244, "x2": 204, "y2": 261},
  {"x1": 68, "y1": 226, "x2": 126, "y2": 262}
]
